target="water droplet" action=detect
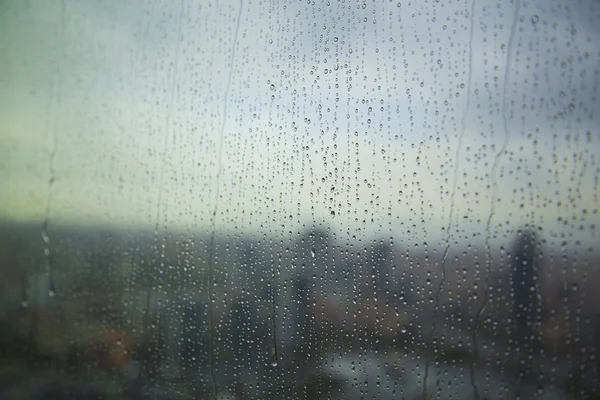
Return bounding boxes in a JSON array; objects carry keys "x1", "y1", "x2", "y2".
[{"x1": 531, "y1": 15, "x2": 539, "y2": 24}]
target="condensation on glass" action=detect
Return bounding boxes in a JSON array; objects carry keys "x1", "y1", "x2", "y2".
[{"x1": 0, "y1": 0, "x2": 598, "y2": 399}]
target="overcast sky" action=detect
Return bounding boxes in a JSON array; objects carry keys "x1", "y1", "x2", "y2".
[{"x1": 1, "y1": 0, "x2": 599, "y2": 248}]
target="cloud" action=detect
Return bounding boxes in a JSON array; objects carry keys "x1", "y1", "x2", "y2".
[{"x1": 0, "y1": 0, "x2": 598, "y2": 247}]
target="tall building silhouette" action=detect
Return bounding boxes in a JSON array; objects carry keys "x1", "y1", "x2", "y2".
[{"x1": 510, "y1": 226, "x2": 541, "y2": 381}]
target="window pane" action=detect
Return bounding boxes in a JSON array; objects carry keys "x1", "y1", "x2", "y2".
[{"x1": 1, "y1": 0, "x2": 599, "y2": 398}]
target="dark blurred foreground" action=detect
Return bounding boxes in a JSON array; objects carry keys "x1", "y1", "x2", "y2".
[{"x1": 1, "y1": 222, "x2": 599, "y2": 399}]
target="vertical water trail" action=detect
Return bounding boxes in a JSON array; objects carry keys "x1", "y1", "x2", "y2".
[
  {"x1": 31, "y1": 4, "x2": 66, "y2": 397},
  {"x1": 138, "y1": 0, "x2": 184, "y2": 381},
  {"x1": 423, "y1": 1, "x2": 477, "y2": 398},
  {"x1": 459, "y1": 0, "x2": 481, "y2": 397},
  {"x1": 270, "y1": 253, "x2": 279, "y2": 368},
  {"x1": 208, "y1": 1, "x2": 242, "y2": 397},
  {"x1": 474, "y1": 0, "x2": 521, "y2": 396},
  {"x1": 40, "y1": 0, "x2": 66, "y2": 302},
  {"x1": 41, "y1": 134, "x2": 58, "y2": 298}
]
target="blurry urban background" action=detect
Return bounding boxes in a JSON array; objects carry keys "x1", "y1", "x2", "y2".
[{"x1": 0, "y1": 222, "x2": 598, "y2": 399}]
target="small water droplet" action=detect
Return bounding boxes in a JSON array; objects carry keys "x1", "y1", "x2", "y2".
[
  {"x1": 48, "y1": 290, "x2": 55, "y2": 297},
  {"x1": 531, "y1": 15, "x2": 539, "y2": 24}
]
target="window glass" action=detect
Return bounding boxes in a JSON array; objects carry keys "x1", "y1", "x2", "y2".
[{"x1": 1, "y1": 0, "x2": 599, "y2": 398}]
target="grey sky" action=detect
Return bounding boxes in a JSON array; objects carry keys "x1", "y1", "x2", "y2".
[{"x1": 1, "y1": 0, "x2": 599, "y2": 248}]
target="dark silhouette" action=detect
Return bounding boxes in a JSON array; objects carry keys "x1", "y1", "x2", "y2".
[
  {"x1": 511, "y1": 228, "x2": 539, "y2": 341},
  {"x1": 510, "y1": 227, "x2": 541, "y2": 380}
]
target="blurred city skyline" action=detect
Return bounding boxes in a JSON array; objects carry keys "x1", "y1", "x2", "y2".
[{"x1": 1, "y1": 219, "x2": 598, "y2": 398}]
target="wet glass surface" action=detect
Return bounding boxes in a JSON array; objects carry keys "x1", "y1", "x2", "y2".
[{"x1": 1, "y1": 0, "x2": 599, "y2": 398}]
